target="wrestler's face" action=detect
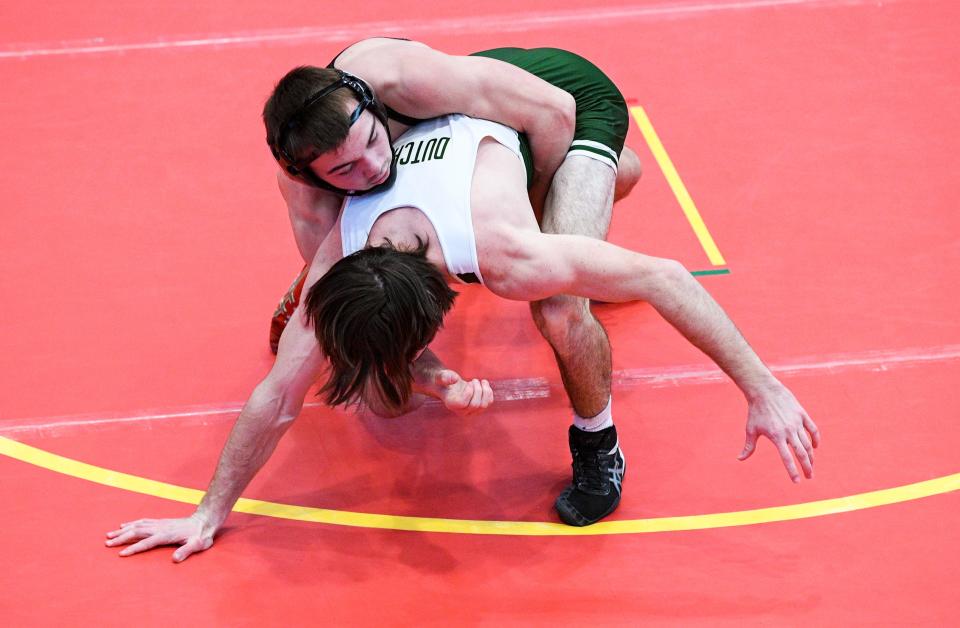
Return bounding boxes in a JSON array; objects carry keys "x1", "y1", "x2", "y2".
[{"x1": 307, "y1": 108, "x2": 392, "y2": 192}]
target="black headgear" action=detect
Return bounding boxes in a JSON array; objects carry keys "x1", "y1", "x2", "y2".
[{"x1": 268, "y1": 70, "x2": 397, "y2": 196}]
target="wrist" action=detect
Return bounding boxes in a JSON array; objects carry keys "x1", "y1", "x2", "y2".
[
  {"x1": 411, "y1": 349, "x2": 443, "y2": 390},
  {"x1": 741, "y1": 373, "x2": 782, "y2": 402},
  {"x1": 411, "y1": 360, "x2": 436, "y2": 388},
  {"x1": 193, "y1": 505, "x2": 228, "y2": 531},
  {"x1": 412, "y1": 372, "x2": 443, "y2": 400}
]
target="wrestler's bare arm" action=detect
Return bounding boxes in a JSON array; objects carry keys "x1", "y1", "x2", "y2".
[
  {"x1": 361, "y1": 348, "x2": 493, "y2": 419},
  {"x1": 488, "y1": 232, "x2": 779, "y2": 394},
  {"x1": 338, "y1": 39, "x2": 575, "y2": 209},
  {"x1": 277, "y1": 170, "x2": 343, "y2": 264},
  {"x1": 485, "y1": 231, "x2": 821, "y2": 482},
  {"x1": 105, "y1": 222, "x2": 493, "y2": 560},
  {"x1": 104, "y1": 227, "x2": 346, "y2": 562}
]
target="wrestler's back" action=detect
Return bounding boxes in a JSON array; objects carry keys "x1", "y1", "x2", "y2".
[{"x1": 363, "y1": 136, "x2": 538, "y2": 285}]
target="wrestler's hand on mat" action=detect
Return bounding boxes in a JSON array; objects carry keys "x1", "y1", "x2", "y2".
[
  {"x1": 432, "y1": 369, "x2": 494, "y2": 416},
  {"x1": 738, "y1": 382, "x2": 821, "y2": 483},
  {"x1": 105, "y1": 513, "x2": 215, "y2": 563}
]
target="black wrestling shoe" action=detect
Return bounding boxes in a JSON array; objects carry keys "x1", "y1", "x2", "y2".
[{"x1": 555, "y1": 425, "x2": 626, "y2": 527}]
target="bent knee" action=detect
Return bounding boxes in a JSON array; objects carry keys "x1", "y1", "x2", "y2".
[
  {"x1": 614, "y1": 147, "x2": 642, "y2": 202},
  {"x1": 530, "y1": 295, "x2": 593, "y2": 336}
]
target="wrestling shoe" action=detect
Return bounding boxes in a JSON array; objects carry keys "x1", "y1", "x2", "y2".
[
  {"x1": 555, "y1": 424, "x2": 626, "y2": 526},
  {"x1": 269, "y1": 264, "x2": 309, "y2": 354}
]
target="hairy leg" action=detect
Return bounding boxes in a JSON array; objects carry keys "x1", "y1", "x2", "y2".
[{"x1": 530, "y1": 155, "x2": 617, "y2": 418}]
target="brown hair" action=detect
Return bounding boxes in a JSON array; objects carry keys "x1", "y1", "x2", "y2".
[
  {"x1": 262, "y1": 65, "x2": 355, "y2": 165},
  {"x1": 304, "y1": 239, "x2": 457, "y2": 413}
]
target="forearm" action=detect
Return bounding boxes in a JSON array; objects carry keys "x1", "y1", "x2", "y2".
[
  {"x1": 194, "y1": 382, "x2": 299, "y2": 527},
  {"x1": 411, "y1": 347, "x2": 452, "y2": 398},
  {"x1": 365, "y1": 349, "x2": 446, "y2": 415},
  {"x1": 358, "y1": 351, "x2": 442, "y2": 417},
  {"x1": 582, "y1": 244, "x2": 779, "y2": 397},
  {"x1": 517, "y1": 234, "x2": 780, "y2": 398},
  {"x1": 410, "y1": 348, "x2": 494, "y2": 416},
  {"x1": 524, "y1": 93, "x2": 576, "y2": 194},
  {"x1": 644, "y1": 264, "x2": 780, "y2": 399},
  {"x1": 365, "y1": 348, "x2": 449, "y2": 414}
]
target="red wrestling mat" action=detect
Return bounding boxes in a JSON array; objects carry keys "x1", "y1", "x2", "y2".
[{"x1": 2, "y1": 1, "x2": 959, "y2": 624}]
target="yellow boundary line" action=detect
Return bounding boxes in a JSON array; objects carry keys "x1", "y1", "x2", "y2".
[
  {"x1": 3, "y1": 435, "x2": 959, "y2": 536},
  {"x1": 630, "y1": 106, "x2": 727, "y2": 266}
]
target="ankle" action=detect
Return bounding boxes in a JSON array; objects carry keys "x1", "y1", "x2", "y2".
[{"x1": 573, "y1": 396, "x2": 613, "y2": 432}]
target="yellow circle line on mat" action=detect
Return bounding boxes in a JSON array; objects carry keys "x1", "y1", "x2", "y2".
[{"x1": 3, "y1": 435, "x2": 959, "y2": 535}]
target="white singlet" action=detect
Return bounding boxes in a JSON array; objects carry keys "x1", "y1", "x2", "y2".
[{"x1": 340, "y1": 114, "x2": 525, "y2": 285}]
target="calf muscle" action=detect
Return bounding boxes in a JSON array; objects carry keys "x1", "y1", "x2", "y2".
[{"x1": 533, "y1": 155, "x2": 617, "y2": 418}]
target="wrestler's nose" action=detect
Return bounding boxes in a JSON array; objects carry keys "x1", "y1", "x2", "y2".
[{"x1": 360, "y1": 156, "x2": 380, "y2": 180}]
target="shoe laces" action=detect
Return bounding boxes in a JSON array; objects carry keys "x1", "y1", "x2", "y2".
[{"x1": 572, "y1": 447, "x2": 608, "y2": 493}]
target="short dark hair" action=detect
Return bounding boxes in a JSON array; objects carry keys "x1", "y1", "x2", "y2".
[
  {"x1": 262, "y1": 65, "x2": 354, "y2": 165},
  {"x1": 304, "y1": 239, "x2": 457, "y2": 412}
]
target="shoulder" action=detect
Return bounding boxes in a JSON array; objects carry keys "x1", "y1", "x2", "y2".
[{"x1": 333, "y1": 38, "x2": 432, "y2": 87}]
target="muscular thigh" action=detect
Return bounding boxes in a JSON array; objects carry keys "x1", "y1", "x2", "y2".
[{"x1": 540, "y1": 155, "x2": 616, "y2": 240}]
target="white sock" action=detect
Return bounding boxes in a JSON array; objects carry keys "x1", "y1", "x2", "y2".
[{"x1": 573, "y1": 396, "x2": 613, "y2": 432}]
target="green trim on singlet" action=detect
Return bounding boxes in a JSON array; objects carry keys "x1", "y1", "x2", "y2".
[{"x1": 570, "y1": 143, "x2": 620, "y2": 165}]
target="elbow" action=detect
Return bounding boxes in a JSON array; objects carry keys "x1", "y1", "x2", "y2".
[
  {"x1": 483, "y1": 237, "x2": 551, "y2": 301},
  {"x1": 276, "y1": 388, "x2": 306, "y2": 426},
  {"x1": 549, "y1": 91, "x2": 577, "y2": 135},
  {"x1": 488, "y1": 265, "x2": 557, "y2": 302},
  {"x1": 275, "y1": 407, "x2": 301, "y2": 428},
  {"x1": 526, "y1": 89, "x2": 574, "y2": 138},
  {"x1": 647, "y1": 258, "x2": 689, "y2": 303},
  {"x1": 660, "y1": 258, "x2": 689, "y2": 281},
  {"x1": 252, "y1": 377, "x2": 305, "y2": 429}
]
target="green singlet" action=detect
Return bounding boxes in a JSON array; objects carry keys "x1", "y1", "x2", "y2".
[{"x1": 470, "y1": 47, "x2": 629, "y2": 174}]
